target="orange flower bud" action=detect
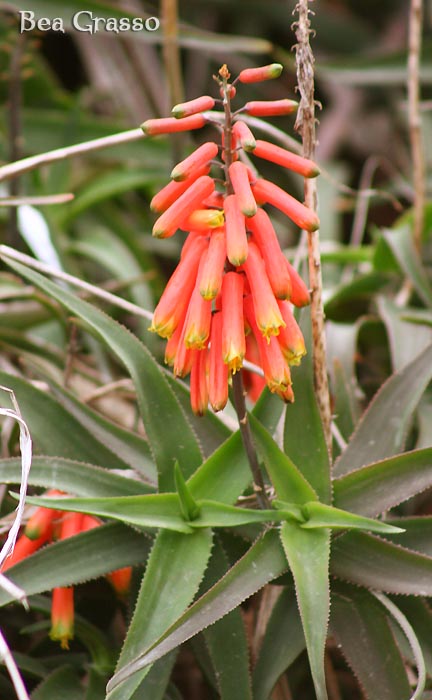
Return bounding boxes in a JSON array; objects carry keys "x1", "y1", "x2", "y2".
[
  {"x1": 209, "y1": 311, "x2": 229, "y2": 412},
  {"x1": 243, "y1": 333, "x2": 266, "y2": 402},
  {"x1": 232, "y1": 120, "x2": 256, "y2": 152},
  {"x1": 81, "y1": 515, "x2": 101, "y2": 531},
  {"x1": 220, "y1": 84, "x2": 236, "y2": 99},
  {"x1": 198, "y1": 230, "x2": 226, "y2": 300},
  {"x1": 190, "y1": 348, "x2": 209, "y2": 415},
  {"x1": 238, "y1": 63, "x2": 283, "y2": 84},
  {"x1": 252, "y1": 178, "x2": 319, "y2": 232},
  {"x1": 285, "y1": 259, "x2": 311, "y2": 307},
  {"x1": 229, "y1": 162, "x2": 257, "y2": 217},
  {"x1": 150, "y1": 235, "x2": 208, "y2": 338},
  {"x1": 172, "y1": 95, "x2": 215, "y2": 119},
  {"x1": 150, "y1": 166, "x2": 210, "y2": 213},
  {"x1": 241, "y1": 242, "x2": 285, "y2": 340},
  {"x1": 247, "y1": 208, "x2": 291, "y2": 299},
  {"x1": 243, "y1": 99, "x2": 298, "y2": 117},
  {"x1": 183, "y1": 209, "x2": 224, "y2": 232},
  {"x1": 141, "y1": 113, "x2": 206, "y2": 135},
  {"x1": 106, "y1": 567, "x2": 132, "y2": 597},
  {"x1": 152, "y1": 176, "x2": 215, "y2": 238},
  {"x1": 224, "y1": 194, "x2": 248, "y2": 266},
  {"x1": 244, "y1": 296, "x2": 291, "y2": 394},
  {"x1": 202, "y1": 191, "x2": 224, "y2": 209},
  {"x1": 277, "y1": 301, "x2": 306, "y2": 365},
  {"x1": 222, "y1": 272, "x2": 246, "y2": 373},
  {"x1": 173, "y1": 324, "x2": 195, "y2": 378},
  {"x1": 59, "y1": 512, "x2": 85, "y2": 540},
  {"x1": 171, "y1": 142, "x2": 219, "y2": 182},
  {"x1": 50, "y1": 587, "x2": 74, "y2": 649},
  {"x1": 252, "y1": 140, "x2": 320, "y2": 177}
]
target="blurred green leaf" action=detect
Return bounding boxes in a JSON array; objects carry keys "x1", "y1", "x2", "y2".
[
  {"x1": 252, "y1": 588, "x2": 305, "y2": 700},
  {"x1": 331, "y1": 583, "x2": 411, "y2": 700},
  {"x1": 381, "y1": 225, "x2": 432, "y2": 307},
  {"x1": 378, "y1": 297, "x2": 432, "y2": 371},
  {"x1": 332, "y1": 532, "x2": 432, "y2": 595},
  {"x1": 333, "y1": 343, "x2": 432, "y2": 476},
  {"x1": 31, "y1": 665, "x2": 83, "y2": 700},
  {"x1": 334, "y1": 448, "x2": 432, "y2": 517},
  {"x1": 380, "y1": 517, "x2": 432, "y2": 557},
  {"x1": 279, "y1": 522, "x2": 330, "y2": 700}
]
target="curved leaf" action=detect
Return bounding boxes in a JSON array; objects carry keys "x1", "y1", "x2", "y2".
[
  {"x1": 334, "y1": 448, "x2": 432, "y2": 517},
  {"x1": 332, "y1": 532, "x2": 432, "y2": 595},
  {"x1": 0, "y1": 523, "x2": 150, "y2": 607},
  {"x1": 334, "y1": 343, "x2": 432, "y2": 476},
  {"x1": 107, "y1": 530, "x2": 287, "y2": 693},
  {"x1": 1, "y1": 258, "x2": 202, "y2": 491}
]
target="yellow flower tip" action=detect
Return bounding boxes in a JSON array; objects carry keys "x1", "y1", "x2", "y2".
[
  {"x1": 243, "y1": 204, "x2": 258, "y2": 218},
  {"x1": 269, "y1": 63, "x2": 283, "y2": 78},
  {"x1": 286, "y1": 348, "x2": 307, "y2": 366},
  {"x1": 148, "y1": 320, "x2": 174, "y2": 339},
  {"x1": 228, "y1": 252, "x2": 248, "y2": 267},
  {"x1": 170, "y1": 167, "x2": 187, "y2": 182}
]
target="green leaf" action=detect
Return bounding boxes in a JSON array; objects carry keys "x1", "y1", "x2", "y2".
[
  {"x1": 300, "y1": 501, "x2": 403, "y2": 534},
  {"x1": 279, "y1": 522, "x2": 330, "y2": 700},
  {"x1": 0, "y1": 372, "x2": 133, "y2": 470},
  {"x1": 174, "y1": 462, "x2": 200, "y2": 521},
  {"x1": 250, "y1": 415, "x2": 317, "y2": 504},
  {"x1": 333, "y1": 343, "x2": 432, "y2": 476},
  {"x1": 48, "y1": 380, "x2": 156, "y2": 482},
  {"x1": 334, "y1": 448, "x2": 432, "y2": 517},
  {"x1": 201, "y1": 545, "x2": 252, "y2": 700},
  {"x1": 378, "y1": 297, "x2": 432, "y2": 371},
  {"x1": 382, "y1": 517, "x2": 432, "y2": 556},
  {"x1": 395, "y1": 598, "x2": 432, "y2": 678},
  {"x1": 252, "y1": 588, "x2": 305, "y2": 700},
  {"x1": 381, "y1": 225, "x2": 432, "y2": 307},
  {"x1": 0, "y1": 523, "x2": 149, "y2": 608},
  {"x1": 128, "y1": 654, "x2": 177, "y2": 700},
  {"x1": 107, "y1": 530, "x2": 287, "y2": 692},
  {"x1": 283, "y1": 309, "x2": 331, "y2": 502},
  {"x1": 23, "y1": 493, "x2": 193, "y2": 534},
  {"x1": 252, "y1": 386, "x2": 286, "y2": 436},
  {"x1": 107, "y1": 529, "x2": 213, "y2": 699},
  {"x1": 0, "y1": 456, "x2": 153, "y2": 496},
  {"x1": 31, "y1": 666, "x2": 84, "y2": 700},
  {"x1": 330, "y1": 583, "x2": 412, "y2": 700},
  {"x1": 331, "y1": 532, "x2": 432, "y2": 595},
  {"x1": 324, "y1": 272, "x2": 391, "y2": 322},
  {"x1": 2, "y1": 258, "x2": 203, "y2": 490}
]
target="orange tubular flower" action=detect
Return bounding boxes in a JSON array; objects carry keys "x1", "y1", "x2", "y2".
[
  {"x1": 141, "y1": 113, "x2": 206, "y2": 135},
  {"x1": 285, "y1": 259, "x2": 311, "y2": 307},
  {"x1": 244, "y1": 296, "x2": 292, "y2": 395},
  {"x1": 232, "y1": 120, "x2": 256, "y2": 152},
  {"x1": 172, "y1": 95, "x2": 215, "y2": 119},
  {"x1": 252, "y1": 178, "x2": 320, "y2": 232},
  {"x1": 183, "y1": 279, "x2": 212, "y2": 350},
  {"x1": 247, "y1": 208, "x2": 292, "y2": 299},
  {"x1": 2, "y1": 532, "x2": 48, "y2": 571},
  {"x1": 106, "y1": 567, "x2": 132, "y2": 597},
  {"x1": 243, "y1": 333, "x2": 266, "y2": 402},
  {"x1": 252, "y1": 140, "x2": 320, "y2": 178},
  {"x1": 190, "y1": 348, "x2": 209, "y2": 415},
  {"x1": 150, "y1": 235, "x2": 208, "y2": 338},
  {"x1": 238, "y1": 63, "x2": 283, "y2": 84},
  {"x1": 209, "y1": 311, "x2": 229, "y2": 412},
  {"x1": 183, "y1": 209, "x2": 224, "y2": 232},
  {"x1": 150, "y1": 166, "x2": 210, "y2": 213},
  {"x1": 277, "y1": 301, "x2": 306, "y2": 365},
  {"x1": 50, "y1": 587, "x2": 74, "y2": 650},
  {"x1": 221, "y1": 272, "x2": 246, "y2": 373},
  {"x1": 199, "y1": 229, "x2": 226, "y2": 300},
  {"x1": 171, "y1": 142, "x2": 219, "y2": 182},
  {"x1": 241, "y1": 242, "x2": 285, "y2": 340},
  {"x1": 243, "y1": 99, "x2": 298, "y2": 117},
  {"x1": 152, "y1": 175, "x2": 215, "y2": 238},
  {"x1": 224, "y1": 194, "x2": 248, "y2": 266},
  {"x1": 24, "y1": 491, "x2": 63, "y2": 540},
  {"x1": 228, "y1": 162, "x2": 257, "y2": 217}
]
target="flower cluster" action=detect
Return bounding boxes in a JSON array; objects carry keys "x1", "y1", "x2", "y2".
[
  {"x1": 2, "y1": 492, "x2": 131, "y2": 649},
  {"x1": 143, "y1": 64, "x2": 319, "y2": 415}
]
